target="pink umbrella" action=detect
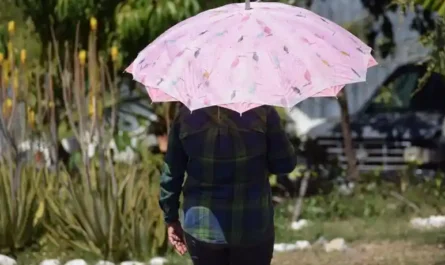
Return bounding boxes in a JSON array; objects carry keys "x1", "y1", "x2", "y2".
[{"x1": 126, "y1": 1, "x2": 377, "y2": 113}]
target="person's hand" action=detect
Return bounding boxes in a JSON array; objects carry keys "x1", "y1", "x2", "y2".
[{"x1": 167, "y1": 221, "x2": 187, "y2": 255}]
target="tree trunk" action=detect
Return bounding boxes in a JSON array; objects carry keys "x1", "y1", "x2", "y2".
[{"x1": 337, "y1": 91, "x2": 359, "y2": 181}]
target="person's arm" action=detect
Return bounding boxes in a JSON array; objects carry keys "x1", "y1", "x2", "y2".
[
  {"x1": 159, "y1": 118, "x2": 188, "y2": 224},
  {"x1": 266, "y1": 107, "x2": 297, "y2": 174}
]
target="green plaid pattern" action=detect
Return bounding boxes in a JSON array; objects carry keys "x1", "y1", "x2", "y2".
[{"x1": 159, "y1": 106, "x2": 296, "y2": 245}]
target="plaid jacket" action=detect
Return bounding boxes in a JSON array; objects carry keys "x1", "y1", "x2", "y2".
[{"x1": 159, "y1": 106, "x2": 297, "y2": 246}]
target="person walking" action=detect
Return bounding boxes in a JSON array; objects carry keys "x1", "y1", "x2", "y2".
[
  {"x1": 159, "y1": 105, "x2": 297, "y2": 265},
  {"x1": 128, "y1": 3, "x2": 375, "y2": 263}
]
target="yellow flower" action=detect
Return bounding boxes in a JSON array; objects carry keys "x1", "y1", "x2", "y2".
[
  {"x1": 20, "y1": 49, "x2": 26, "y2": 64},
  {"x1": 111, "y1": 46, "x2": 119, "y2": 62},
  {"x1": 88, "y1": 95, "x2": 95, "y2": 117},
  {"x1": 7, "y1": 42, "x2": 13, "y2": 65},
  {"x1": 7, "y1": 42, "x2": 13, "y2": 54},
  {"x1": 2, "y1": 61, "x2": 9, "y2": 83},
  {"x1": 90, "y1": 17, "x2": 98, "y2": 31},
  {"x1": 79, "y1": 50, "x2": 87, "y2": 66},
  {"x1": 2, "y1": 98, "x2": 13, "y2": 118},
  {"x1": 3, "y1": 72, "x2": 9, "y2": 85},
  {"x1": 4, "y1": 98, "x2": 12, "y2": 108},
  {"x1": 27, "y1": 107, "x2": 35, "y2": 128},
  {"x1": 7, "y1": 21, "x2": 15, "y2": 35},
  {"x1": 88, "y1": 95, "x2": 103, "y2": 118},
  {"x1": 0, "y1": 53, "x2": 4, "y2": 63},
  {"x1": 12, "y1": 70, "x2": 18, "y2": 93}
]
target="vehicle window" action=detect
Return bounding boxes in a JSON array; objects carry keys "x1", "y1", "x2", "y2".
[
  {"x1": 366, "y1": 70, "x2": 420, "y2": 112},
  {"x1": 365, "y1": 69, "x2": 445, "y2": 113},
  {"x1": 410, "y1": 72, "x2": 445, "y2": 112}
]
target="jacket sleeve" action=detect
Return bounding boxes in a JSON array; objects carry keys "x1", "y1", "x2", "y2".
[
  {"x1": 266, "y1": 107, "x2": 297, "y2": 175},
  {"x1": 159, "y1": 118, "x2": 188, "y2": 224}
]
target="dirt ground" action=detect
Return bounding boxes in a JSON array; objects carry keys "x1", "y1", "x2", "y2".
[{"x1": 272, "y1": 241, "x2": 445, "y2": 265}]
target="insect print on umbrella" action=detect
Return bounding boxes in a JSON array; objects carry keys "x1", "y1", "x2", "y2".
[{"x1": 190, "y1": 45, "x2": 223, "y2": 107}]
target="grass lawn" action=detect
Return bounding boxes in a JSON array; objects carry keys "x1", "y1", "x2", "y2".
[
  {"x1": 272, "y1": 240, "x2": 445, "y2": 265},
  {"x1": 13, "y1": 199, "x2": 445, "y2": 265},
  {"x1": 167, "y1": 202, "x2": 445, "y2": 265},
  {"x1": 162, "y1": 213, "x2": 445, "y2": 265},
  {"x1": 14, "y1": 218, "x2": 445, "y2": 265},
  {"x1": 272, "y1": 217, "x2": 445, "y2": 265}
]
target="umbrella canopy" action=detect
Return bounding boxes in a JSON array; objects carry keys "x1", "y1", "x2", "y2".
[{"x1": 126, "y1": 1, "x2": 377, "y2": 113}]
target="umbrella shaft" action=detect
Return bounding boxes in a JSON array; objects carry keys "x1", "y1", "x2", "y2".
[{"x1": 245, "y1": 0, "x2": 250, "y2": 10}]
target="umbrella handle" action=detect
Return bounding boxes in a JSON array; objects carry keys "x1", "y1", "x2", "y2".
[{"x1": 245, "y1": 0, "x2": 250, "y2": 10}]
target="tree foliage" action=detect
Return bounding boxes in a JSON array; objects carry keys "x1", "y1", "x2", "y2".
[
  {"x1": 13, "y1": 0, "x2": 235, "y2": 65},
  {"x1": 0, "y1": 1, "x2": 41, "y2": 61},
  {"x1": 411, "y1": 0, "x2": 445, "y2": 85},
  {"x1": 414, "y1": 0, "x2": 445, "y2": 16},
  {"x1": 359, "y1": 0, "x2": 436, "y2": 58},
  {"x1": 114, "y1": 0, "x2": 202, "y2": 64},
  {"x1": 13, "y1": 0, "x2": 311, "y2": 65}
]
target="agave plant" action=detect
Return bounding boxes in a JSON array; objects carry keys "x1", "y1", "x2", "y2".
[
  {"x1": 40, "y1": 19, "x2": 167, "y2": 261},
  {"x1": 0, "y1": 19, "x2": 53, "y2": 255},
  {"x1": 43, "y1": 156, "x2": 167, "y2": 261},
  {"x1": 0, "y1": 163, "x2": 47, "y2": 254},
  {"x1": 123, "y1": 150, "x2": 167, "y2": 260},
  {"x1": 42, "y1": 161, "x2": 128, "y2": 261}
]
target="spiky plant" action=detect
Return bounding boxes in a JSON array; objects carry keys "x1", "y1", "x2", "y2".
[
  {"x1": 0, "y1": 19, "x2": 51, "y2": 255},
  {"x1": 41, "y1": 18, "x2": 167, "y2": 262}
]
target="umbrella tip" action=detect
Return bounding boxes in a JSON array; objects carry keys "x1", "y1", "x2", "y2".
[{"x1": 245, "y1": 0, "x2": 251, "y2": 10}]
